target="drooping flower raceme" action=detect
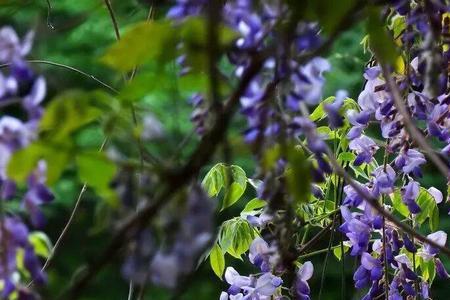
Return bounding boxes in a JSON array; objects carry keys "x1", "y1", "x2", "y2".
[{"x1": 0, "y1": 26, "x2": 53, "y2": 298}]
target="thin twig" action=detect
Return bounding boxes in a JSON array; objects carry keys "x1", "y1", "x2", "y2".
[
  {"x1": 0, "y1": 60, "x2": 119, "y2": 94},
  {"x1": 27, "y1": 138, "x2": 108, "y2": 288},
  {"x1": 45, "y1": 0, "x2": 54, "y2": 29},
  {"x1": 127, "y1": 281, "x2": 134, "y2": 300},
  {"x1": 104, "y1": 0, "x2": 121, "y2": 40}
]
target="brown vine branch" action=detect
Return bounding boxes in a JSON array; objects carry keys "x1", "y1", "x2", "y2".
[{"x1": 57, "y1": 53, "x2": 267, "y2": 300}]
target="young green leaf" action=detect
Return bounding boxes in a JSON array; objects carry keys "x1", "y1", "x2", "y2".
[
  {"x1": 28, "y1": 232, "x2": 52, "y2": 258},
  {"x1": 209, "y1": 243, "x2": 225, "y2": 279},
  {"x1": 242, "y1": 198, "x2": 266, "y2": 213},
  {"x1": 101, "y1": 21, "x2": 177, "y2": 72},
  {"x1": 76, "y1": 152, "x2": 117, "y2": 205}
]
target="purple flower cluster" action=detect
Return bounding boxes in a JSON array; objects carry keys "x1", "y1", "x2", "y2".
[
  {"x1": 0, "y1": 26, "x2": 53, "y2": 298},
  {"x1": 220, "y1": 237, "x2": 283, "y2": 300},
  {"x1": 168, "y1": 1, "x2": 329, "y2": 146},
  {"x1": 338, "y1": 3, "x2": 450, "y2": 297}
]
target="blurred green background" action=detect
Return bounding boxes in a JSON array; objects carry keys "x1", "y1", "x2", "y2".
[{"x1": 0, "y1": 1, "x2": 448, "y2": 299}]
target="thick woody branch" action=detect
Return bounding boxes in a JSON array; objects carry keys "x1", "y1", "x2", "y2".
[{"x1": 57, "y1": 53, "x2": 267, "y2": 300}]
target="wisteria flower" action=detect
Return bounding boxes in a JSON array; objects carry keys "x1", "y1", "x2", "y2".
[
  {"x1": 248, "y1": 237, "x2": 278, "y2": 272},
  {"x1": 324, "y1": 90, "x2": 347, "y2": 129},
  {"x1": 349, "y1": 135, "x2": 379, "y2": 166},
  {"x1": 394, "y1": 149, "x2": 426, "y2": 176},
  {"x1": 372, "y1": 165, "x2": 396, "y2": 195},
  {"x1": 420, "y1": 231, "x2": 448, "y2": 261},
  {"x1": 401, "y1": 180, "x2": 421, "y2": 214},
  {"x1": 0, "y1": 26, "x2": 34, "y2": 62},
  {"x1": 295, "y1": 261, "x2": 313, "y2": 300}
]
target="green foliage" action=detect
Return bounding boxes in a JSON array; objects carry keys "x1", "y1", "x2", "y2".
[
  {"x1": 242, "y1": 198, "x2": 266, "y2": 213},
  {"x1": 391, "y1": 191, "x2": 410, "y2": 218},
  {"x1": 333, "y1": 244, "x2": 349, "y2": 261},
  {"x1": 209, "y1": 243, "x2": 225, "y2": 279},
  {"x1": 40, "y1": 90, "x2": 103, "y2": 141},
  {"x1": 102, "y1": 17, "x2": 236, "y2": 73},
  {"x1": 418, "y1": 257, "x2": 436, "y2": 283},
  {"x1": 7, "y1": 90, "x2": 115, "y2": 187},
  {"x1": 416, "y1": 188, "x2": 440, "y2": 232},
  {"x1": 202, "y1": 163, "x2": 247, "y2": 210},
  {"x1": 391, "y1": 187, "x2": 440, "y2": 231},
  {"x1": 7, "y1": 142, "x2": 70, "y2": 185},
  {"x1": 101, "y1": 21, "x2": 177, "y2": 72},
  {"x1": 219, "y1": 217, "x2": 258, "y2": 259},
  {"x1": 76, "y1": 152, "x2": 118, "y2": 205},
  {"x1": 337, "y1": 152, "x2": 356, "y2": 164},
  {"x1": 28, "y1": 232, "x2": 52, "y2": 258}
]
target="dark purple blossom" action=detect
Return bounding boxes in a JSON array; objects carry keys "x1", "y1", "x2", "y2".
[
  {"x1": 349, "y1": 135, "x2": 379, "y2": 166},
  {"x1": 401, "y1": 180, "x2": 421, "y2": 214},
  {"x1": 295, "y1": 261, "x2": 313, "y2": 300},
  {"x1": 372, "y1": 165, "x2": 396, "y2": 195},
  {"x1": 435, "y1": 258, "x2": 450, "y2": 279},
  {"x1": 324, "y1": 90, "x2": 347, "y2": 129}
]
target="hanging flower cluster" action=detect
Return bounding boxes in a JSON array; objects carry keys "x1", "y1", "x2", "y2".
[{"x1": 0, "y1": 26, "x2": 53, "y2": 298}]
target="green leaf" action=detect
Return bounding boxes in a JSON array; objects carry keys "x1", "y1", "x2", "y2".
[
  {"x1": 222, "y1": 166, "x2": 247, "y2": 210},
  {"x1": 338, "y1": 152, "x2": 356, "y2": 163},
  {"x1": 202, "y1": 164, "x2": 225, "y2": 197},
  {"x1": 40, "y1": 90, "x2": 103, "y2": 140},
  {"x1": 76, "y1": 152, "x2": 117, "y2": 205},
  {"x1": 420, "y1": 257, "x2": 436, "y2": 282},
  {"x1": 209, "y1": 243, "x2": 225, "y2": 279},
  {"x1": 366, "y1": 8, "x2": 397, "y2": 65},
  {"x1": 101, "y1": 21, "x2": 177, "y2": 72},
  {"x1": 350, "y1": 164, "x2": 369, "y2": 180},
  {"x1": 242, "y1": 198, "x2": 266, "y2": 213},
  {"x1": 430, "y1": 205, "x2": 439, "y2": 232},
  {"x1": 390, "y1": 190, "x2": 410, "y2": 218},
  {"x1": 310, "y1": 96, "x2": 334, "y2": 121},
  {"x1": 219, "y1": 218, "x2": 257, "y2": 258},
  {"x1": 201, "y1": 163, "x2": 247, "y2": 210},
  {"x1": 7, "y1": 143, "x2": 45, "y2": 184},
  {"x1": 180, "y1": 17, "x2": 237, "y2": 48},
  {"x1": 262, "y1": 144, "x2": 281, "y2": 171},
  {"x1": 179, "y1": 17, "x2": 237, "y2": 73},
  {"x1": 390, "y1": 15, "x2": 406, "y2": 40},
  {"x1": 333, "y1": 244, "x2": 349, "y2": 261},
  {"x1": 28, "y1": 232, "x2": 52, "y2": 258},
  {"x1": 7, "y1": 142, "x2": 71, "y2": 185},
  {"x1": 119, "y1": 68, "x2": 174, "y2": 102},
  {"x1": 416, "y1": 188, "x2": 439, "y2": 230}
]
